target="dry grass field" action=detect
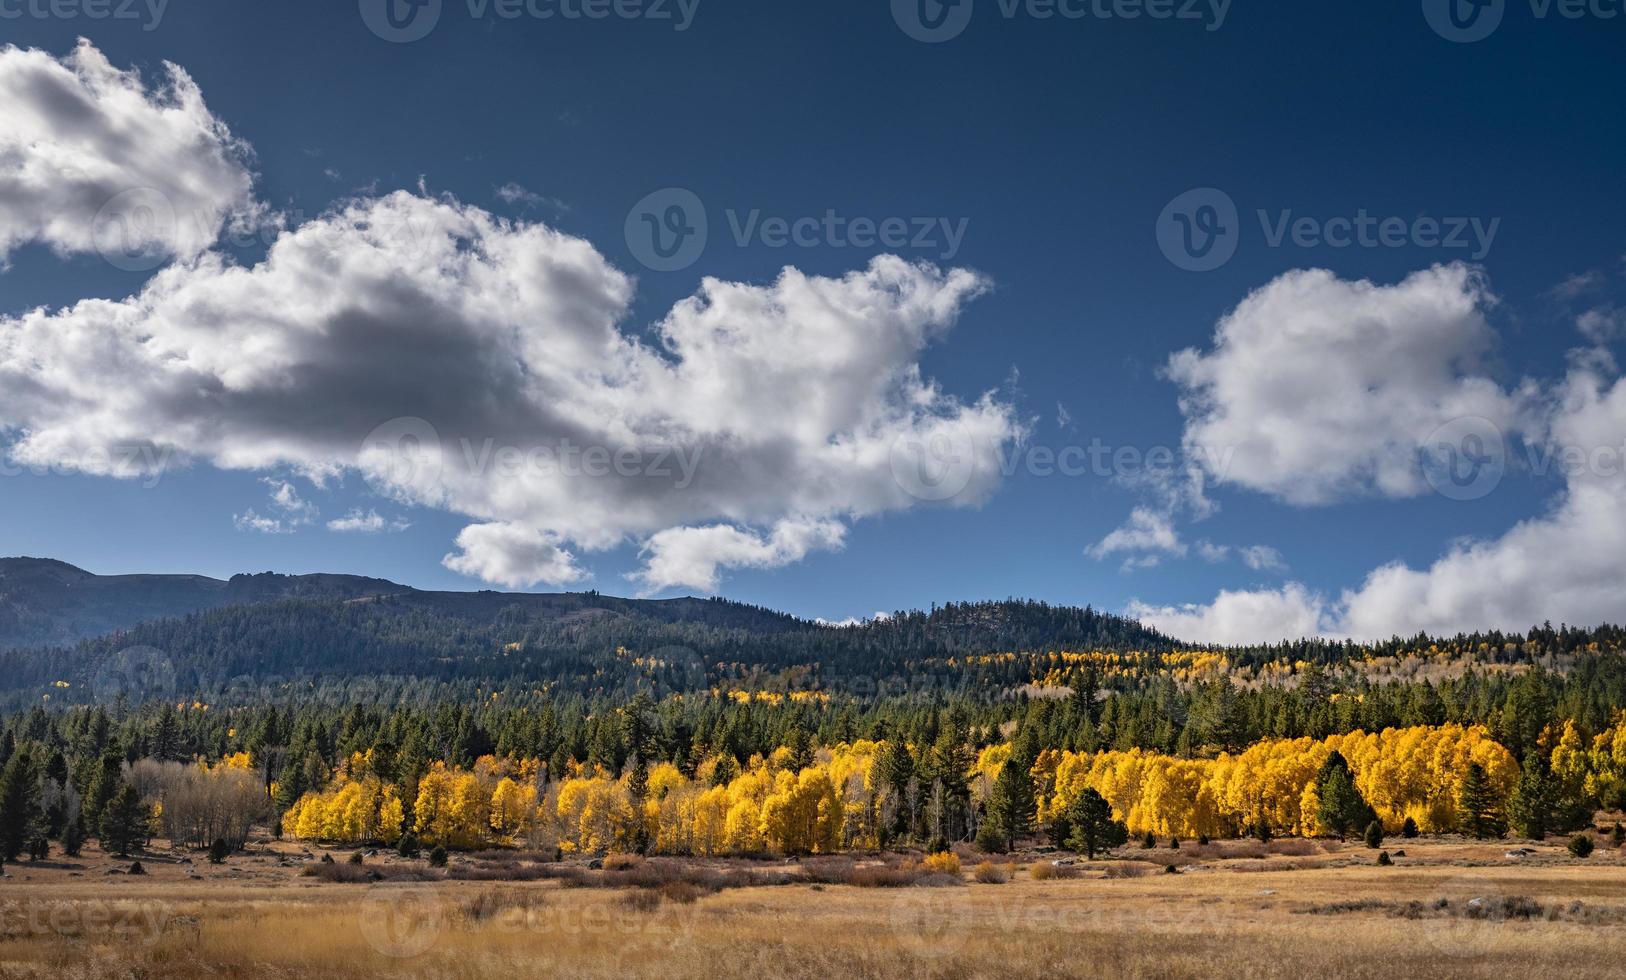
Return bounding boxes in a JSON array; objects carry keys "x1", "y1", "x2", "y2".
[{"x1": 1, "y1": 835, "x2": 1622, "y2": 979}]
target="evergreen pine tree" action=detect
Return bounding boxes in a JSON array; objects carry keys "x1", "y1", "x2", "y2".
[
  {"x1": 1508, "y1": 753, "x2": 1557, "y2": 839},
  {"x1": 100, "y1": 784, "x2": 149, "y2": 857},
  {"x1": 1315, "y1": 752, "x2": 1375, "y2": 839},
  {"x1": 1063, "y1": 788, "x2": 1127, "y2": 859},
  {"x1": 81, "y1": 752, "x2": 122, "y2": 833},
  {"x1": 1458, "y1": 763, "x2": 1506, "y2": 839},
  {"x1": 0, "y1": 749, "x2": 43, "y2": 861}
]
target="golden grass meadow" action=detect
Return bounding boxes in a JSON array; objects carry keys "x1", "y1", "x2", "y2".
[{"x1": 3, "y1": 833, "x2": 1622, "y2": 979}]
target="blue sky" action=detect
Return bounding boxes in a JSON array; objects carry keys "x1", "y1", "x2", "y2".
[{"x1": 1, "y1": 1, "x2": 1624, "y2": 640}]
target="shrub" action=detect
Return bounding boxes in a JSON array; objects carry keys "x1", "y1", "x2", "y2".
[
  {"x1": 1029, "y1": 861, "x2": 1079, "y2": 881},
  {"x1": 804, "y1": 858, "x2": 930, "y2": 888},
  {"x1": 428, "y1": 845, "x2": 448, "y2": 868},
  {"x1": 618, "y1": 889, "x2": 660, "y2": 913},
  {"x1": 1401, "y1": 817, "x2": 1419, "y2": 839},
  {"x1": 207, "y1": 838, "x2": 229, "y2": 864},
  {"x1": 1376, "y1": 850, "x2": 1392, "y2": 866},
  {"x1": 1197, "y1": 834, "x2": 1210, "y2": 846},
  {"x1": 1568, "y1": 834, "x2": 1595, "y2": 858},
  {"x1": 447, "y1": 863, "x2": 549, "y2": 882},
  {"x1": 459, "y1": 888, "x2": 543, "y2": 922},
  {"x1": 1163, "y1": 863, "x2": 1179, "y2": 874},
  {"x1": 127, "y1": 861, "x2": 146, "y2": 876},
  {"x1": 603, "y1": 853, "x2": 644, "y2": 871},
  {"x1": 1364, "y1": 821, "x2": 1384, "y2": 849},
  {"x1": 1267, "y1": 839, "x2": 1318, "y2": 857},
  {"x1": 301, "y1": 860, "x2": 372, "y2": 883},
  {"x1": 922, "y1": 851, "x2": 961, "y2": 875},
  {"x1": 1612, "y1": 823, "x2": 1624, "y2": 846},
  {"x1": 657, "y1": 881, "x2": 707, "y2": 904},
  {"x1": 1142, "y1": 831, "x2": 1156, "y2": 849},
  {"x1": 1102, "y1": 862, "x2": 1149, "y2": 879},
  {"x1": 349, "y1": 851, "x2": 364, "y2": 865},
  {"x1": 320, "y1": 853, "x2": 334, "y2": 864},
  {"x1": 975, "y1": 821, "x2": 1007, "y2": 854},
  {"x1": 973, "y1": 861, "x2": 1008, "y2": 884},
  {"x1": 1169, "y1": 837, "x2": 1180, "y2": 850},
  {"x1": 397, "y1": 834, "x2": 420, "y2": 859}
]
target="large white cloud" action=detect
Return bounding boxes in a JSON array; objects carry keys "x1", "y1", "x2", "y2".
[
  {"x1": 1336, "y1": 352, "x2": 1626, "y2": 638},
  {"x1": 443, "y1": 523, "x2": 588, "y2": 589},
  {"x1": 1128, "y1": 584, "x2": 1327, "y2": 646},
  {"x1": 0, "y1": 189, "x2": 1019, "y2": 590},
  {"x1": 1135, "y1": 268, "x2": 1626, "y2": 644},
  {"x1": 632, "y1": 518, "x2": 846, "y2": 594},
  {"x1": 0, "y1": 40, "x2": 260, "y2": 264},
  {"x1": 1166, "y1": 264, "x2": 1518, "y2": 505}
]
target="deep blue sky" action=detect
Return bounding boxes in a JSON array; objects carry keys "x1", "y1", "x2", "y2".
[{"x1": 1, "y1": 0, "x2": 1623, "y2": 627}]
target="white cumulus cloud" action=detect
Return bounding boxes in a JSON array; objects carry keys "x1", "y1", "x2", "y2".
[
  {"x1": 443, "y1": 522, "x2": 587, "y2": 589},
  {"x1": 1128, "y1": 584, "x2": 1327, "y2": 646},
  {"x1": 1166, "y1": 264, "x2": 1518, "y2": 505},
  {"x1": 0, "y1": 40, "x2": 260, "y2": 265},
  {"x1": 1086, "y1": 506, "x2": 1186, "y2": 569},
  {"x1": 327, "y1": 508, "x2": 409, "y2": 533},
  {"x1": 1133, "y1": 267, "x2": 1626, "y2": 644},
  {"x1": 632, "y1": 518, "x2": 847, "y2": 594},
  {"x1": 0, "y1": 185, "x2": 1018, "y2": 589}
]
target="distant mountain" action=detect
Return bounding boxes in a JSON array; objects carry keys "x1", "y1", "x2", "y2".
[
  {"x1": 0, "y1": 557, "x2": 1172, "y2": 701},
  {"x1": 0, "y1": 557, "x2": 404, "y2": 651}
]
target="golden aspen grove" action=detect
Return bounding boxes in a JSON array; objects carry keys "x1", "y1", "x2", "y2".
[{"x1": 266, "y1": 718, "x2": 1626, "y2": 854}]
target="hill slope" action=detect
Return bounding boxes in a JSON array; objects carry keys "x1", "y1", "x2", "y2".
[
  {"x1": 0, "y1": 557, "x2": 405, "y2": 650},
  {"x1": 0, "y1": 557, "x2": 1171, "y2": 701}
]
